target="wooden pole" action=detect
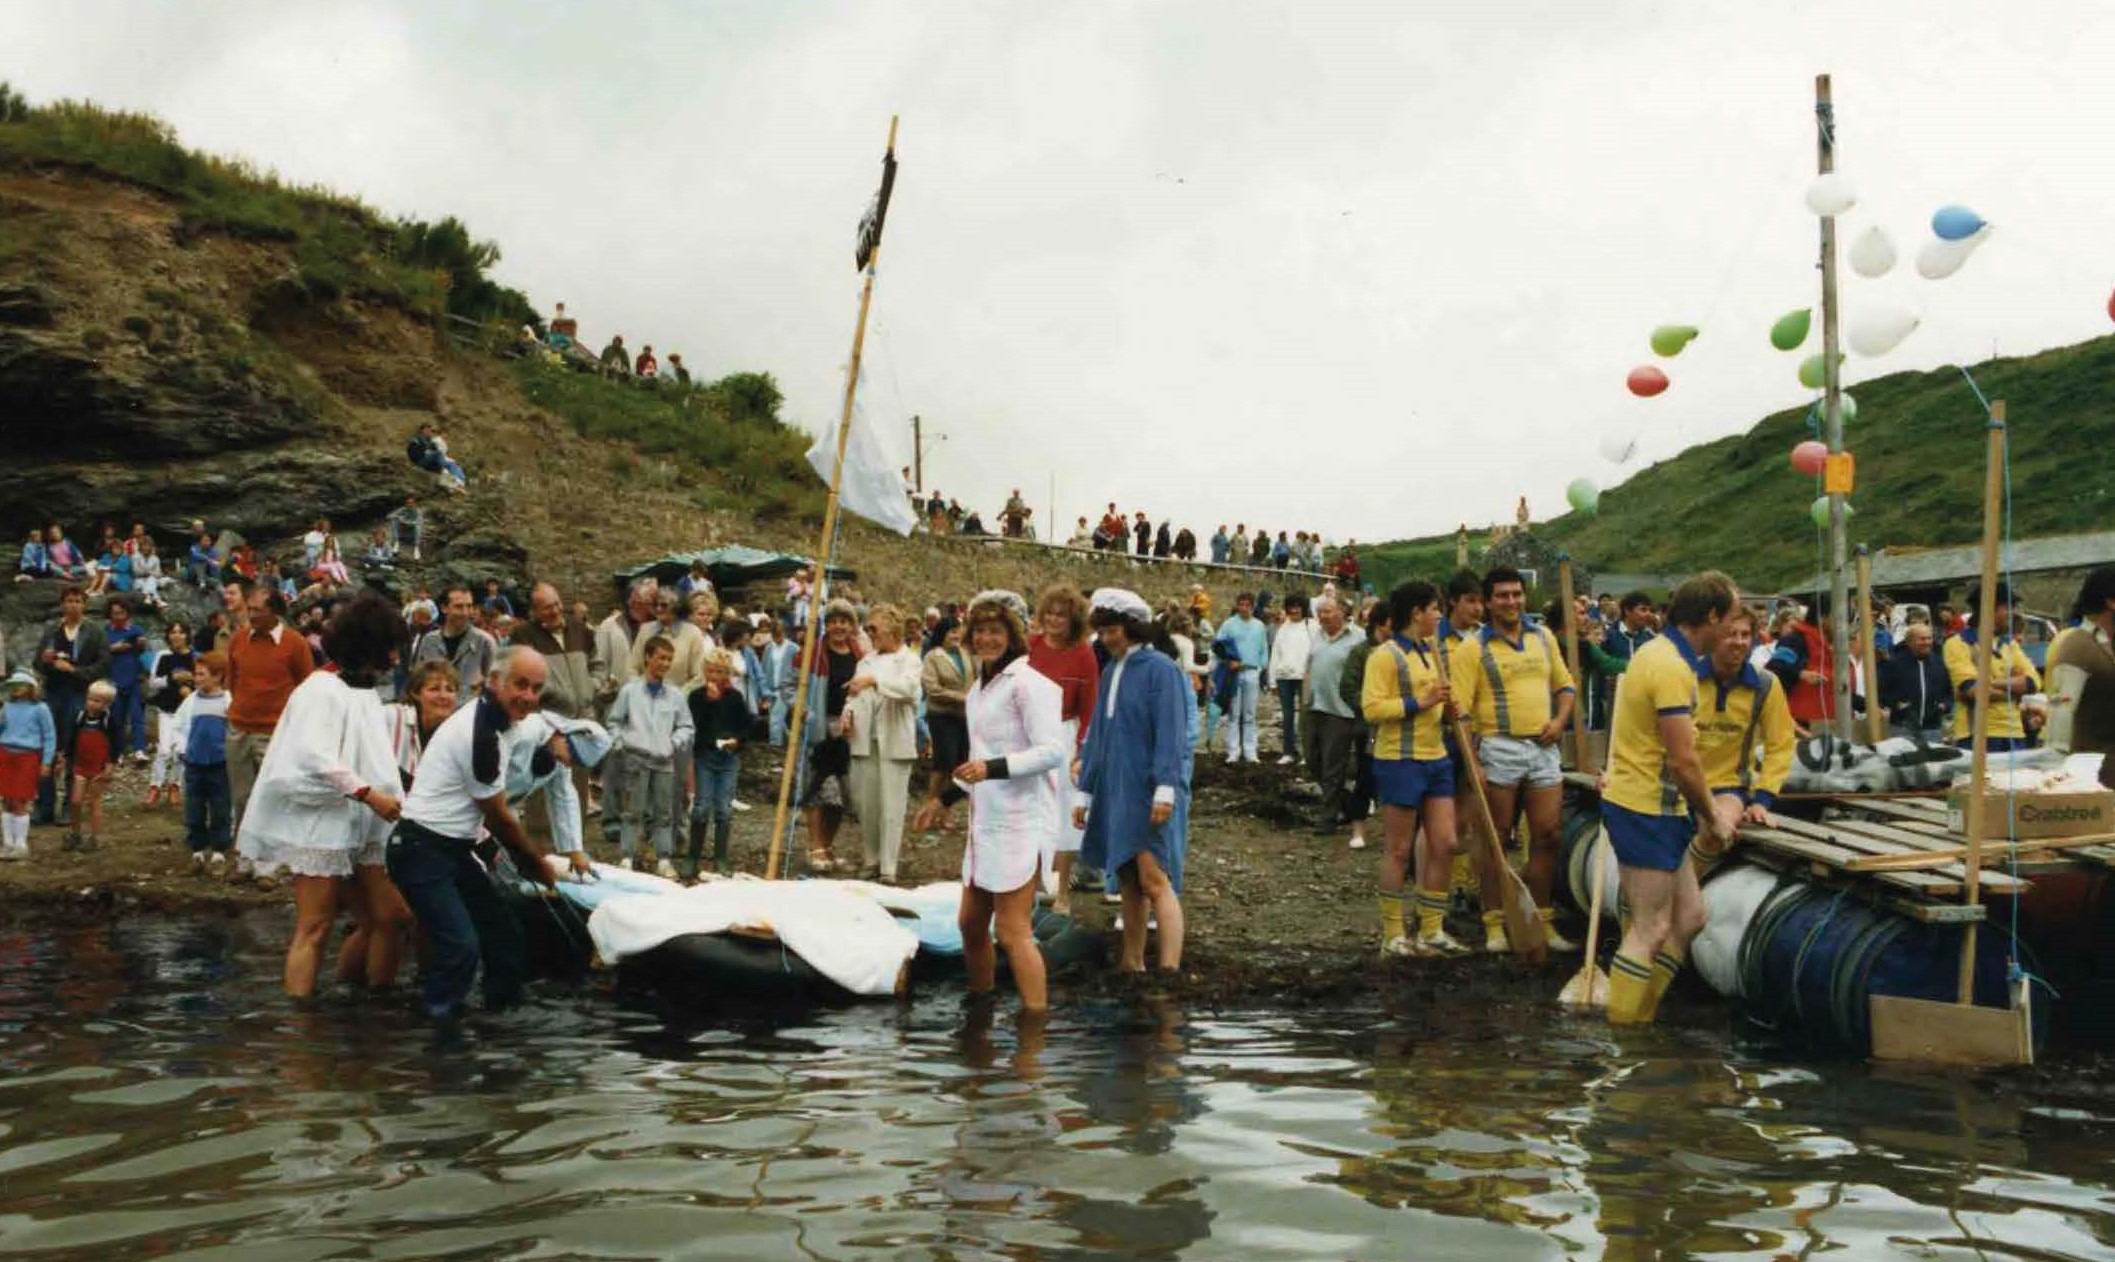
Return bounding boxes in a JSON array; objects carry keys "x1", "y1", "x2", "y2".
[
  {"x1": 766, "y1": 115, "x2": 900, "y2": 880},
  {"x1": 1957, "y1": 400, "x2": 2004, "y2": 1003},
  {"x1": 911, "y1": 414, "x2": 923, "y2": 494},
  {"x1": 1857, "y1": 545, "x2": 1885, "y2": 743},
  {"x1": 1816, "y1": 73, "x2": 1855, "y2": 742},
  {"x1": 1558, "y1": 556, "x2": 1595, "y2": 773}
]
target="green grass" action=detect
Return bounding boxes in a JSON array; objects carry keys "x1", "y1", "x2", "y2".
[
  {"x1": 510, "y1": 359, "x2": 825, "y2": 520},
  {"x1": 1367, "y1": 336, "x2": 2115, "y2": 593},
  {"x1": 0, "y1": 84, "x2": 531, "y2": 326}
]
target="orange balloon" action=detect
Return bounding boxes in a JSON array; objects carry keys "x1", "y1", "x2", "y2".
[
  {"x1": 1791, "y1": 440, "x2": 1829, "y2": 476},
  {"x1": 1627, "y1": 366, "x2": 1669, "y2": 398}
]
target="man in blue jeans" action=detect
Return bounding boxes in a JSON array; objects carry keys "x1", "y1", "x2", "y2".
[
  {"x1": 388, "y1": 647, "x2": 557, "y2": 1020},
  {"x1": 1216, "y1": 593, "x2": 1269, "y2": 764}
]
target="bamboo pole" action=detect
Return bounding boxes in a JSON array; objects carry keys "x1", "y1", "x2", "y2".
[
  {"x1": 1816, "y1": 73, "x2": 1855, "y2": 742},
  {"x1": 1956, "y1": 400, "x2": 2005, "y2": 1003},
  {"x1": 766, "y1": 115, "x2": 900, "y2": 881},
  {"x1": 1558, "y1": 556, "x2": 1595, "y2": 774},
  {"x1": 1857, "y1": 546, "x2": 1885, "y2": 743}
]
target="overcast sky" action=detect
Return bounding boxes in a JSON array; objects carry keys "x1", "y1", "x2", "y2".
[{"x1": 6, "y1": 1, "x2": 2112, "y2": 545}]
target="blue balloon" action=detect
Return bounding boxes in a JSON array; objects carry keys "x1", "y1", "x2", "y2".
[{"x1": 1932, "y1": 204, "x2": 1986, "y2": 241}]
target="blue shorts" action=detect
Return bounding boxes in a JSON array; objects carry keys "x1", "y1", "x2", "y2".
[
  {"x1": 1602, "y1": 800, "x2": 1693, "y2": 872},
  {"x1": 1957, "y1": 737, "x2": 2030, "y2": 753},
  {"x1": 1374, "y1": 756, "x2": 1455, "y2": 809}
]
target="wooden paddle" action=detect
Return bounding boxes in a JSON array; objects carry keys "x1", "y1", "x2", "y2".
[{"x1": 1450, "y1": 713, "x2": 1549, "y2": 963}]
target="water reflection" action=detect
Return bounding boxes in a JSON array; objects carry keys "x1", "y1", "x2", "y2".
[{"x1": 0, "y1": 913, "x2": 2111, "y2": 1260}]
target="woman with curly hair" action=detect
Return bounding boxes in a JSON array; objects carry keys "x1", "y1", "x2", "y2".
[
  {"x1": 1027, "y1": 583, "x2": 1098, "y2": 911},
  {"x1": 915, "y1": 590, "x2": 1067, "y2": 1010},
  {"x1": 800, "y1": 599, "x2": 863, "y2": 872},
  {"x1": 236, "y1": 592, "x2": 413, "y2": 996}
]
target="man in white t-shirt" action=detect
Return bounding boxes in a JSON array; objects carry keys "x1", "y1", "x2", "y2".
[{"x1": 387, "y1": 646, "x2": 555, "y2": 1020}]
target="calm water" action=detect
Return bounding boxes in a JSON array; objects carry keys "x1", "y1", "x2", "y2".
[{"x1": 2, "y1": 913, "x2": 2113, "y2": 1261}]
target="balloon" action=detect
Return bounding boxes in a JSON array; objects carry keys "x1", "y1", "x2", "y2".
[
  {"x1": 1847, "y1": 303, "x2": 1921, "y2": 357},
  {"x1": 1770, "y1": 308, "x2": 1812, "y2": 351},
  {"x1": 1627, "y1": 365, "x2": 1669, "y2": 397},
  {"x1": 1797, "y1": 352, "x2": 1841, "y2": 390},
  {"x1": 1932, "y1": 204, "x2": 1986, "y2": 241},
  {"x1": 1838, "y1": 392, "x2": 1858, "y2": 424},
  {"x1": 1805, "y1": 173, "x2": 1858, "y2": 217},
  {"x1": 1598, "y1": 430, "x2": 1640, "y2": 464},
  {"x1": 1650, "y1": 325, "x2": 1699, "y2": 357},
  {"x1": 1791, "y1": 440, "x2": 1829, "y2": 476},
  {"x1": 1810, "y1": 496, "x2": 1853, "y2": 529},
  {"x1": 1915, "y1": 227, "x2": 1989, "y2": 280},
  {"x1": 2108, "y1": 287, "x2": 2115, "y2": 324},
  {"x1": 1848, "y1": 226, "x2": 1896, "y2": 278},
  {"x1": 1566, "y1": 477, "x2": 1600, "y2": 515}
]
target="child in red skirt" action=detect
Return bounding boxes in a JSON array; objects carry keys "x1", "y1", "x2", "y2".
[
  {"x1": 1, "y1": 669, "x2": 56, "y2": 859},
  {"x1": 67, "y1": 680, "x2": 117, "y2": 852}
]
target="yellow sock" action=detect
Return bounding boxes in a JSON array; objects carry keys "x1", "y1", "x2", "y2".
[
  {"x1": 1449, "y1": 852, "x2": 1474, "y2": 892},
  {"x1": 1642, "y1": 946, "x2": 1686, "y2": 1021},
  {"x1": 1482, "y1": 908, "x2": 1506, "y2": 938},
  {"x1": 1416, "y1": 892, "x2": 1448, "y2": 940},
  {"x1": 1537, "y1": 906, "x2": 1556, "y2": 926},
  {"x1": 1378, "y1": 891, "x2": 1406, "y2": 942},
  {"x1": 1606, "y1": 952, "x2": 1655, "y2": 1024}
]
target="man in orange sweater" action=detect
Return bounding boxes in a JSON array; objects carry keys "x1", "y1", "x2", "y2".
[{"x1": 225, "y1": 584, "x2": 314, "y2": 828}]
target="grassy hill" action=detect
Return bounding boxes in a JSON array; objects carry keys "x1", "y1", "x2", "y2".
[
  {"x1": 1365, "y1": 336, "x2": 2115, "y2": 594},
  {"x1": 0, "y1": 86, "x2": 1270, "y2": 619}
]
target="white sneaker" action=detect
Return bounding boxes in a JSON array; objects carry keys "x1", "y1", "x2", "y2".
[
  {"x1": 1484, "y1": 928, "x2": 1511, "y2": 955},
  {"x1": 1380, "y1": 934, "x2": 1418, "y2": 958},
  {"x1": 1, "y1": 842, "x2": 27, "y2": 863},
  {"x1": 208, "y1": 852, "x2": 227, "y2": 870},
  {"x1": 1543, "y1": 925, "x2": 1581, "y2": 953},
  {"x1": 656, "y1": 859, "x2": 680, "y2": 880},
  {"x1": 1225, "y1": 753, "x2": 1240, "y2": 765},
  {"x1": 1348, "y1": 832, "x2": 1367, "y2": 851},
  {"x1": 1417, "y1": 929, "x2": 1472, "y2": 958},
  {"x1": 618, "y1": 856, "x2": 635, "y2": 871},
  {"x1": 731, "y1": 799, "x2": 752, "y2": 813},
  {"x1": 1277, "y1": 755, "x2": 1296, "y2": 766}
]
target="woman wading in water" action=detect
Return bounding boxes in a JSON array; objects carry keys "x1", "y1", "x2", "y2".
[
  {"x1": 916, "y1": 590, "x2": 1066, "y2": 1011},
  {"x1": 236, "y1": 594, "x2": 413, "y2": 996}
]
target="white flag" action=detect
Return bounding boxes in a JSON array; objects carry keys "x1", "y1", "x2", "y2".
[{"x1": 807, "y1": 402, "x2": 918, "y2": 536}]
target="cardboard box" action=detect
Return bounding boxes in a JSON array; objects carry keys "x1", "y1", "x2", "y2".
[{"x1": 1945, "y1": 787, "x2": 2115, "y2": 840}]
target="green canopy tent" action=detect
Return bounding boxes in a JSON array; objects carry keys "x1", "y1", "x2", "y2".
[{"x1": 611, "y1": 546, "x2": 853, "y2": 601}]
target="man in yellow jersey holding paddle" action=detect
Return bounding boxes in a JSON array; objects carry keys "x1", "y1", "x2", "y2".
[
  {"x1": 1449, "y1": 566, "x2": 1578, "y2": 953},
  {"x1": 1690, "y1": 604, "x2": 1795, "y2": 877},
  {"x1": 1600, "y1": 571, "x2": 1738, "y2": 1025}
]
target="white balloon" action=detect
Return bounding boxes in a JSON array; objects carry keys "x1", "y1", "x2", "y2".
[
  {"x1": 1848, "y1": 225, "x2": 1896, "y2": 278},
  {"x1": 1847, "y1": 303, "x2": 1921, "y2": 357},
  {"x1": 1914, "y1": 226, "x2": 1991, "y2": 280},
  {"x1": 1805, "y1": 172, "x2": 1858, "y2": 217},
  {"x1": 1598, "y1": 430, "x2": 1640, "y2": 464}
]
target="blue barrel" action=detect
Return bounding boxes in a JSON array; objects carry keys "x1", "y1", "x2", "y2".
[{"x1": 1737, "y1": 885, "x2": 2044, "y2": 1056}]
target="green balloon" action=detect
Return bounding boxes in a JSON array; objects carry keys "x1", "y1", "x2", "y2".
[
  {"x1": 1566, "y1": 477, "x2": 1600, "y2": 516},
  {"x1": 1796, "y1": 352, "x2": 1842, "y2": 391},
  {"x1": 1809, "y1": 495, "x2": 1854, "y2": 529},
  {"x1": 1771, "y1": 308, "x2": 1812, "y2": 351},
  {"x1": 1650, "y1": 324, "x2": 1699, "y2": 357},
  {"x1": 1838, "y1": 392, "x2": 1857, "y2": 424}
]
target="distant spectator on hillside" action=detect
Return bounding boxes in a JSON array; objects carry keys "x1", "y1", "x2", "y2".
[
  {"x1": 301, "y1": 518, "x2": 332, "y2": 571},
  {"x1": 185, "y1": 529, "x2": 221, "y2": 589},
  {"x1": 227, "y1": 541, "x2": 258, "y2": 582},
  {"x1": 45, "y1": 525, "x2": 86, "y2": 579},
  {"x1": 312, "y1": 536, "x2": 351, "y2": 588},
  {"x1": 1209, "y1": 526, "x2": 1230, "y2": 565},
  {"x1": 1250, "y1": 531, "x2": 1272, "y2": 567},
  {"x1": 1154, "y1": 519, "x2": 1173, "y2": 559},
  {"x1": 1174, "y1": 526, "x2": 1197, "y2": 561},
  {"x1": 667, "y1": 352, "x2": 690, "y2": 385},
  {"x1": 17, "y1": 529, "x2": 51, "y2": 582},
  {"x1": 600, "y1": 335, "x2": 632, "y2": 375},
  {"x1": 363, "y1": 527, "x2": 396, "y2": 570},
  {"x1": 481, "y1": 579, "x2": 513, "y2": 618},
  {"x1": 388, "y1": 494, "x2": 424, "y2": 562},
  {"x1": 133, "y1": 538, "x2": 166, "y2": 609},
  {"x1": 636, "y1": 344, "x2": 659, "y2": 379},
  {"x1": 961, "y1": 510, "x2": 988, "y2": 536},
  {"x1": 549, "y1": 301, "x2": 579, "y2": 346},
  {"x1": 1068, "y1": 517, "x2": 1093, "y2": 548},
  {"x1": 679, "y1": 561, "x2": 714, "y2": 601},
  {"x1": 1332, "y1": 540, "x2": 1361, "y2": 588},
  {"x1": 406, "y1": 424, "x2": 467, "y2": 492}
]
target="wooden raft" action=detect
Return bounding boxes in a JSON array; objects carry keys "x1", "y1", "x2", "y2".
[{"x1": 1829, "y1": 795, "x2": 2115, "y2": 873}]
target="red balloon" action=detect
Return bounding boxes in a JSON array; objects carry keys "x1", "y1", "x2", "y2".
[
  {"x1": 1791, "y1": 440, "x2": 1829, "y2": 476},
  {"x1": 2107, "y1": 287, "x2": 2115, "y2": 323},
  {"x1": 1627, "y1": 365, "x2": 1669, "y2": 398}
]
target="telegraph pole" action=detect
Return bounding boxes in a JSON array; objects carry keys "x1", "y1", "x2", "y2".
[{"x1": 911, "y1": 414, "x2": 923, "y2": 493}]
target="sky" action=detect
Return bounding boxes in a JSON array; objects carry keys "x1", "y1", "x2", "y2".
[{"x1": 5, "y1": 1, "x2": 2113, "y2": 546}]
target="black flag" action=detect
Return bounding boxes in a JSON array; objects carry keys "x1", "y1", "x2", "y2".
[{"x1": 854, "y1": 142, "x2": 898, "y2": 272}]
